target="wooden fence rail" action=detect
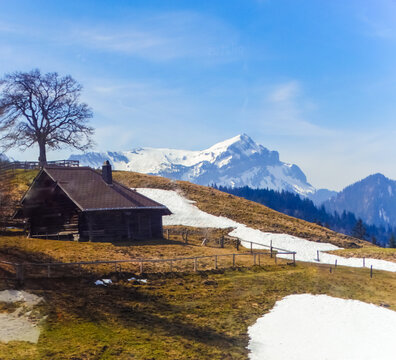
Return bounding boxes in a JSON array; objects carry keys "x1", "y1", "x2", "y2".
[
  {"x1": 0, "y1": 220, "x2": 298, "y2": 283},
  {"x1": 0, "y1": 249, "x2": 296, "y2": 283},
  {"x1": 0, "y1": 160, "x2": 79, "y2": 172}
]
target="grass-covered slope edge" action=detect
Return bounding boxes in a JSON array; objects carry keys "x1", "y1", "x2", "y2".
[{"x1": 113, "y1": 171, "x2": 370, "y2": 249}]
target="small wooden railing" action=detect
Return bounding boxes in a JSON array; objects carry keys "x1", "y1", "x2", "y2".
[{"x1": 0, "y1": 160, "x2": 79, "y2": 172}]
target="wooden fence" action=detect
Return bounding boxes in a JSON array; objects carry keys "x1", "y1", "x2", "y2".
[
  {"x1": 0, "y1": 159, "x2": 79, "y2": 172},
  {"x1": 0, "y1": 249, "x2": 296, "y2": 283},
  {"x1": 0, "y1": 226, "x2": 298, "y2": 282},
  {"x1": 165, "y1": 228, "x2": 296, "y2": 254}
]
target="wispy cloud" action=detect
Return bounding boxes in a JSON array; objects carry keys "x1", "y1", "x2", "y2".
[
  {"x1": 69, "y1": 11, "x2": 242, "y2": 62},
  {"x1": 268, "y1": 81, "x2": 300, "y2": 103},
  {"x1": 79, "y1": 77, "x2": 221, "y2": 151},
  {"x1": 357, "y1": 0, "x2": 396, "y2": 40},
  {"x1": 0, "y1": 10, "x2": 242, "y2": 64},
  {"x1": 250, "y1": 81, "x2": 333, "y2": 138}
]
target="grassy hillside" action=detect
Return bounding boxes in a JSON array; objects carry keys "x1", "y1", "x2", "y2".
[
  {"x1": 328, "y1": 247, "x2": 396, "y2": 262},
  {"x1": 0, "y1": 169, "x2": 395, "y2": 359},
  {"x1": 0, "y1": 262, "x2": 395, "y2": 359},
  {"x1": 113, "y1": 171, "x2": 370, "y2": 249},
  {"x1": 3, "y1": 170, "x2": 372, "y2": 248},
  {"x1": 4, "y1": 169, "x2": 371, "y2": 248},
  {"x1": 3, "y1": 169, "x2": 37, "y2": 201},
  {"x1": 0, "y1": 230, "x2": 282, "y2": 276}
]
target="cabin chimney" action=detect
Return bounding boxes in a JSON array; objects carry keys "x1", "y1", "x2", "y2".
[{"x1": 102, "y1": 160, "x2": 112, "y2": 185}]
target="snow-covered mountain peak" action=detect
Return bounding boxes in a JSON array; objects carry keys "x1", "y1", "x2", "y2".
[
  {"x1": 207, "y1": 133, "x2": 259, "y2": 155},
  {"x1": 69, "y1": 134, "x2": 316, "y2": 196}
]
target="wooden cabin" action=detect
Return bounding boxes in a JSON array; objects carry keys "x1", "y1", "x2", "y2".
[{"x1": 14, "y1": 161, "x2": 171, "y2": 241}]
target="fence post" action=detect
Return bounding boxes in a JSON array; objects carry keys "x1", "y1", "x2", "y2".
[
  {"x1": 275, "y1": 255, "x2": 277, "y2": 265},
  {"x1": 167, "y1": 229, "x2": 169, "y2": 240},
  {"x1": 292, "y1": 253, "x2": 296, "y2": 266},
  {"x1": 114, "y1": 263, "x2": 118, "y2": 272},
  {"x1": 253, "y1": 253, "x2": 256, "y2": 265},
  {"x1": 194, "y1": 257, "x2": 197, "y2": 272},
  {"x1": 47, "y1": 265, "x2": 51, "y2": 278},
  {"x1": 370, "y1": 265, "x2": 373, "y2": 278},
  {"x1": 317, "y1": 250, "x2": 320, "y2": 262},
  {"x1": 233, "y1": 254, "x2": 236, "y2": 267},
  {"x1": 335, "y1": 259, "x2": 337, "y2": 268},
  {"x1": 220, "y1": 236, "x2": 224, "y2": 248},
  {"x1": 258, "y1": 253, "x2": 261, "y2": 266},
  {"x1": 250, "y1": 242, "x2": 253, "y2": 254},
  {"x1": 215, "y1": 255, "x2": 218, "y2": 269},
  {"x1": 270, "y1": 240, "x2": 273, "y2": 258},
  {"x1": 140, "y1": 261, "x2": 143, "y2": 274},
  {"x1": 363, "y1": 257, "x2": 365, "y2": 267}
]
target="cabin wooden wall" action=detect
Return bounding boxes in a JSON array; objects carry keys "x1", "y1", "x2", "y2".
[
  {"x1": 24, "y1": 174, "x2": 79, "y2": 236},
  {"x1": 79, "y1": 210, "x2": 163, "y2": 241}
]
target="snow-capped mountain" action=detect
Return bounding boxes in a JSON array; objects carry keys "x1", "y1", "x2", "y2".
[
  {"x1": 69, "y1": 134, "x2": 316, "y2": 196},
  {"x1": 323, "y1": 173, "x2": 396, "y2": 228}
]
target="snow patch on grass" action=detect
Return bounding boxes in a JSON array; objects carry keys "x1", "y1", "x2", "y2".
[
  {"x1": 128, "y1": 277, "x2": 147, "y2": 283},
  {"x1": 0, "y1": 313, "x2": 41, "y2": 344},
  {"x1": 248, "y1": 294, "x2": 396, "y2": 360},
  {"x1": 94, "y1": 279, "x2": 112, "y2": 286},
  {"x1": 137, "y1": 188, "x2": 239, "y2": 229},
  {"x1": 0, "y1": 290, "x2": 42, "y2": 306},
  {"x1": 0, "y1": 290, "x2": 44, "y2": 344}
]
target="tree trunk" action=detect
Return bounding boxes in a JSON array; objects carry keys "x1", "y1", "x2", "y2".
[{"x1": 38, "y1": 140, "x2": 47, "y2": 167}]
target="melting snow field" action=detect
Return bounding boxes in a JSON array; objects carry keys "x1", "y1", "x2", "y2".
[
  {"x1": 0, "y1": 290, "x2": 43, "y2": 343},
  {"x1": 136, "y1": 188, "x2": 396, "y2": 272},
  {"x1": 248, "y1": 294, "x2": 396, "y2": 360},
  {"x1": 0, "y1": 290, "x2": 42, "y2": 306}
]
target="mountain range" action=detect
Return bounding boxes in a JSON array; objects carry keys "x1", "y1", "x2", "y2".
[
  {"x1": 69, "y1": 134, "x2": 396, "y2": 232},
  {"x1": 323, "y1": 173, "x2": 396, "y2": 228},
  {"x1": 69, "y1": 134, "x2": 317, "y2": 196}
]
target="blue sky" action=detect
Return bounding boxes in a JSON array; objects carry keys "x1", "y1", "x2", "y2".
[{"x1": 1, "y1": 0, "x2": 396, "y2": 190}]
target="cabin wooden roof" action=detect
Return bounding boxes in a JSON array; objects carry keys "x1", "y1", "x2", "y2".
[{"x1": 22, "y1": 166, "x2": 171, "y2": 213}]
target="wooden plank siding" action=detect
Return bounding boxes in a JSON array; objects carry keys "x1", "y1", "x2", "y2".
[
  {"x1": 22, "y1": 172, "x2": 80, "y2": 237},
  {"x1": 79, "y1": 210, "x2": 163, "y2": 241}
]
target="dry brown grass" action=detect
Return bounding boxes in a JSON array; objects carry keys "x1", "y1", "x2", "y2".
[
  {"x1": 7, "y1": 171, "x2": 372, "y2": 252},
  {"x1": 0, "y1": 261, "x2": 395, "y2": 359},
  {"x1": 8, "y1": 169, "x2": 371, "y2": 249},
  {"x1": 0, "y1": 230, "x2": 281, "y2": 278},
  {"x1": 0, "y1": 171, "x2": 395, "y2": 359},
  {"x1": 327, "y1": 247, "x2": 396, "y2": 263},
  {"x1": 114, "y1": 171, "x2": 371, "y2": 249}
]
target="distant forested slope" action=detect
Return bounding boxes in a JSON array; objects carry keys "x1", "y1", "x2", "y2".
[{"x1": 215, "y1": 185, "x2": 394, "y2": 247}]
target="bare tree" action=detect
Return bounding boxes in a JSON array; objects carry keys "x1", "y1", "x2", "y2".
[{"x1": 0, "y1": 69, "x2": 94, "y2": 165}]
